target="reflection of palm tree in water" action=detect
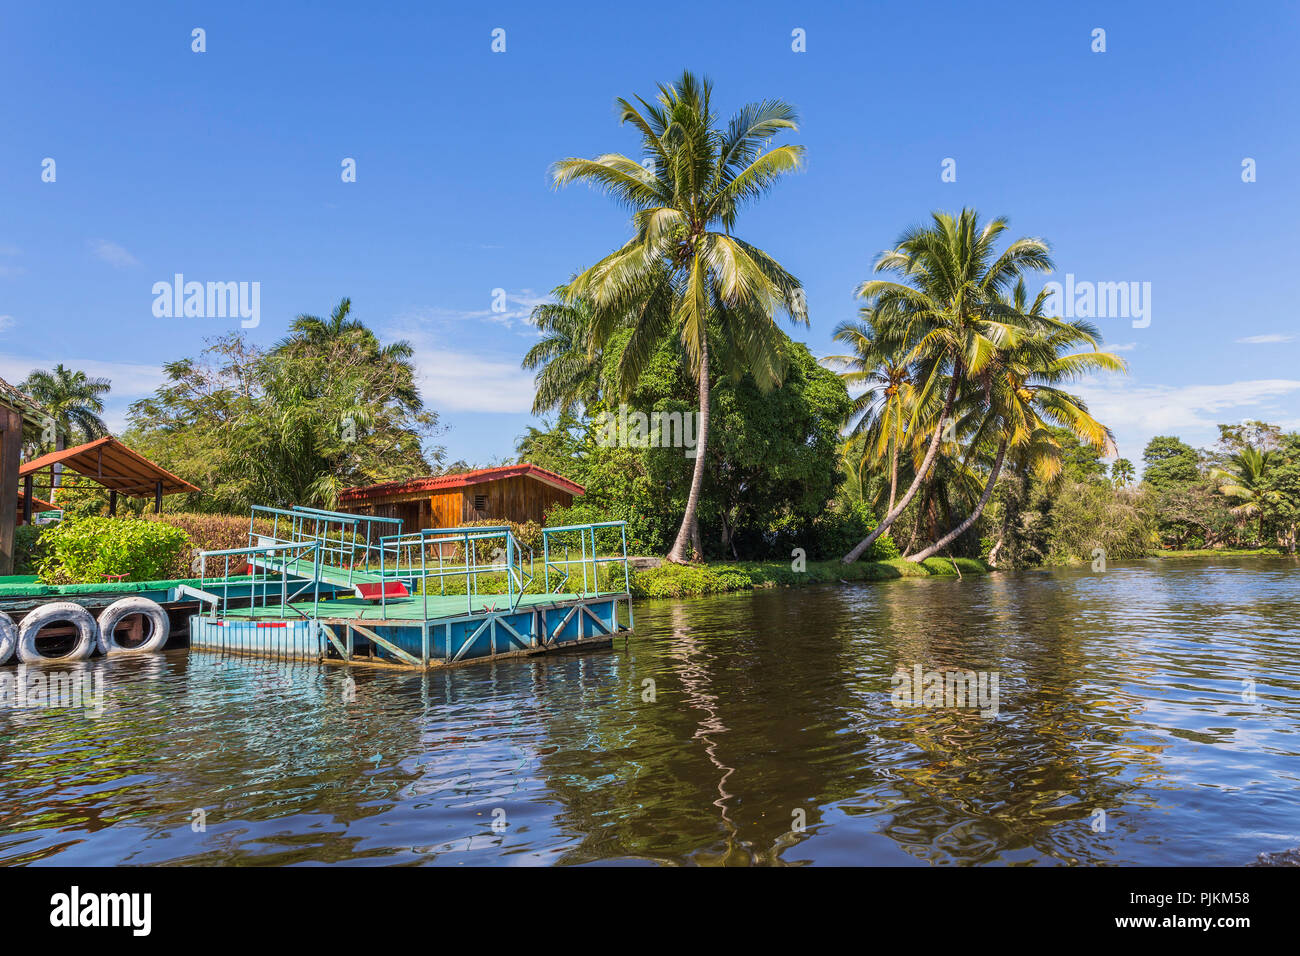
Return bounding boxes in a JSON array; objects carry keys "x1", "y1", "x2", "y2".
[
  {"x1": 666, "y1": 602, "x2": 743, "y2": 861},
  {"x1": 666, "y1": 604, "x2": 806, "y2": 866}
]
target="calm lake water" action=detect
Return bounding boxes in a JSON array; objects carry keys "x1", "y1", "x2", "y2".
[{"x1": 1, "y1": 557, "x2": 1297, "y2": 866}]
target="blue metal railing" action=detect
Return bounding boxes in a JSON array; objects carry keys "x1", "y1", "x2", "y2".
[
  {"x1": 248, "y1": 505, "x2": 403, "y2": 585},
  {"x1": 541, "y1": 521, "x2": 631, "y2": 598},
  {"x1": 196, "y1": 541, "x2": 323, "y2": 619}
]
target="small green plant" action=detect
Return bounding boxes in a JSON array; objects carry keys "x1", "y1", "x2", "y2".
[{"x1": 37, "y1": 516, "x2": 190, "y2": 584}]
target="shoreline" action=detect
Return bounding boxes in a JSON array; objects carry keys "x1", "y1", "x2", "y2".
[{"x1": 630, "y1": 556, "x2": 988, "y2": 599}]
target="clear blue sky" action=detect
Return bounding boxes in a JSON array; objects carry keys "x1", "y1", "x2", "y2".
[{"x1": 2, "y1": 1, "x2": 1297, "y2": 469}]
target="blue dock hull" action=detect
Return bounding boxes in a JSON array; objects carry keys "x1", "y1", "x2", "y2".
[{"x1": 189, "y1": 593, "x2": 630, "y2": 668}]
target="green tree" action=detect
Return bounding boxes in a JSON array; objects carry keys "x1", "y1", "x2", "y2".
[
  {"x1": 1111, "y1": 458, "x2": 1135, "y2": 486},
  {"x1": 906, "y1": 286, "x2": 1124, "y2": 562},
  {"x1": 552, "y1": 70, "x2": 808, "y2": 563},
  {"x1": 824, "y1": 308, "x2": 924, "y2": 515},
  {"x1": 1141, "y1": 435, "x2": 1200, "y2": 490},
  {"x1": 1211, "y1": 446, "x2": 1277, "y2": 545},
  {"x1": 841, "y1": 209, "x2": 1055, "y2": 562},
  {"x1": 127, "y1": 314, "x2": 441, "y2": 512},
  {"x1": 21, "y1": 363, "x2": 112, "y2": 498},
  {"x1": 522, "y1": 290, "x2": 605, "y2": 416}
]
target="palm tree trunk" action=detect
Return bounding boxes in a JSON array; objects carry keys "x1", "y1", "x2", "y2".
[
  {"x1": 668, "y1": 337, "x2": 709, "y2": 564},
  {"x1": 841, "y1": 376, "x2": 958, "y2": 563},
  {"x1": 987, "y1": 534, "x2": 1004, "y2": 568},
  {"x1": 887, "y1": 433, "x2": 899, "y2": 515},
  {"x1": 906, "y1": 438, "x2": 1008, "y2": 563}
]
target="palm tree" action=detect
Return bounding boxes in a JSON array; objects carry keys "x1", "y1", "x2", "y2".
[
  {"x1": 21, "y1": 364, "x2": 111, "y2": 498},
  {"x1": 1111, "y1": 458, "x2": 1135, "y2": 486},
  {"x1": 1212, "y1": 447, "x2": 1277, "y2": 544},
  {"x1": 552, "y1": 71, "x2": 808, "y2": 563},
  {"x1": 283, "y1": 296, "x2": 367, "y2": 347},
  {"x1": 823, "y1": 310, "x2": 921, "y2": 515},
  {"x1": 905, "y1": 285, "x2": 1125, "y2": 562},
  {"x1": 840, "y1": 210, "x2": 1054, "y2": 564},
  {"x1": 522, "y1": 287, "x2": 607, "y2": 415}
]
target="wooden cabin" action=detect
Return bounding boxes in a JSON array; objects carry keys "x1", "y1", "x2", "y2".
[{"x1": 337, "y1": 464, "x2": 584, "y2": 531}]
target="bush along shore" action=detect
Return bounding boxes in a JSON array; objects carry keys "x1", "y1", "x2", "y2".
[{"x1": 630, "y1": 557, "x2": 988, "y2": 599}]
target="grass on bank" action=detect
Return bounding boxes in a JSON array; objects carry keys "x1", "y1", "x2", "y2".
[
  {"x1": 1152, "y1": 547, "x2": 1293, "y2": 558},
  {"x1": 410, "y1": 556, "x2": 987, "y2": 601},
  {"x1": 631, "y1": 557, "x2": 988, "y2": 599}
]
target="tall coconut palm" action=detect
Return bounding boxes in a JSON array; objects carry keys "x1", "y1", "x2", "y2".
[
  {"x1": 840, "y1": 209, "x2": 1054, "y2": 563},
  {"x1": 522, "y1": 287, "x2": 606, "y2": 416},
  {"x1": 906, "y1": 286, "x2": 1124, "y2": 562},
  {"x1": 552, "y1": 70, "x2": 808, "y2": 563},
  {"x1": 823, "y1": 310, "x2": 920, "y2": 515},
  {"x1": 21, "y1": 364, "x2": 111, "y2": 498}
]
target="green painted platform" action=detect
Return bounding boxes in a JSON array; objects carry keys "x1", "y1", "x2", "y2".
[{"x1": 218, "y1": 590, "x2": 585, "y2": 621}]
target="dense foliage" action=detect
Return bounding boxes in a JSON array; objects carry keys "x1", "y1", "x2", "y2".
[
  {"x1": 519, "y1": 324, "x2": 891, "y2": 560},
  {"x1": 123, "y1": 300, "x2": 443, "y2": 513}
]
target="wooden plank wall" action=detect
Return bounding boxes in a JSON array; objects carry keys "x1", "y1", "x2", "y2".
[
  {"x1": 460, "y1": 475, "x2": 573, "y2": 524},
  {"x1": 341, "y1": 476, "x2": 575, "y2": 532}
]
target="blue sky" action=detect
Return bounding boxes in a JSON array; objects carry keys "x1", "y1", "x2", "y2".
[{"x1": 1, "y1": 1, "x2": 1297, "y2": 470}]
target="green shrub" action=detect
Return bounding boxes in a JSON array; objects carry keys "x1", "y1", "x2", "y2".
[
  {"x1": 145, "y1": 512, "x2": 274, "y2": 578},
  {"x1": 812, "y1": 501, "x2": 900, "y2": 561},
  {"x1": 38, "y1": 516, "x2": 190, "y2": 584}
]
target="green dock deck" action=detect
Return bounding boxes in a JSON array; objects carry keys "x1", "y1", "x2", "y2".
[{"x1": 218, "y1": 590, "x2": 585, "y2": 622}]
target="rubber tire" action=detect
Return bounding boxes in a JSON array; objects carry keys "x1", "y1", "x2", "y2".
[
  {"x1": 95, "y1": 597, "x2": 170, "y2": 656},
  {"x1": 16, "y1": 601, "x2": 98, "y2": 664},
  {"x1": 0, "y1": 612, "x2": 16, "y2": 665}
]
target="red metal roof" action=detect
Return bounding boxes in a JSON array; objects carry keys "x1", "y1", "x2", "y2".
[
  {"x1": 20, "y1": 436, "x2": 200, "y2": 496},
  {"x1": 338, "y1": 463, "x2": 585, "y2": 502}
]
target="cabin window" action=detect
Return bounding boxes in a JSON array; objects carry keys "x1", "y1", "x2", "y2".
[{"x1": 473, "y1": 493, "x2": 488, "y2": 512}]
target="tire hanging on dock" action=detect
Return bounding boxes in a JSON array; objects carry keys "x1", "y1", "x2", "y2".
[
  {"x1": 95, "y1": 597, "x2": 170, "y2": 656},
  {"x1": 0, "y1": 611, "x2": 16, "y2": 665},
  {"x1": 16, "y1": 601, "x2": 98, "y2": 664}
]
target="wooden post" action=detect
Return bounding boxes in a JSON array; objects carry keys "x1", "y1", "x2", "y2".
[
  {"x1": 155, "y1": 479, "x2": 163, "y2": 514},
  {"x1": 0, "y1": 407, "x2": 22, "y2": 575},
  {"x1": 22, "y1": 474, "x2": 32, "y2": 525},
  {"x1": 109, "y1": 489, "x2": 117, "y2": 516}
]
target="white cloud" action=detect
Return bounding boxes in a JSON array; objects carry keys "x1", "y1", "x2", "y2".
[
  {"x1": 382, "y1": 324, "x2": 535, "y2": 413},
  {"x1": 1235, "y1": 333, "x2": 1295, "y2": 344},
  {"x1": 0, "y1": 315, "x2": 14, "y2": 332},
  {"x1": 87, "y1": 239, "x2": 139, "y2": 269},
  {"x1": 1076, "y1": 378, "x2": 1300, "y2": 433},
  {"x1": 1109, "y1": 342, "x2": 1138, "y2": 352},
  {"x1": 395, "y1": 288, "x2": 552, "y2": 333}
]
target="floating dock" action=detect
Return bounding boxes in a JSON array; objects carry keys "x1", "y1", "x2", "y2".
[{"x1": 187, "y1": 506, "x2": 633, "y2": 668}]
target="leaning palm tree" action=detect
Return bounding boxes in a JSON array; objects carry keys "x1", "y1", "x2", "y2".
[
  {"x1": 905, "y1": 287, "x2": 1125, "y2": 562},
  {"x1": 824, "y1": 309, "x2": 923, "y2": 515},
  {"x1": 840, "y1": 210, "x2": 1054, "y2": 563},
  {"x1": 552, "y1": 70, "x2": 808, "y2": 562},
  {"x1": 523, "y1": 287, "x2": 607, "y2": 416},
  {"x1": 21, "y1": 364, "x2": 111, "y2": 497}
]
